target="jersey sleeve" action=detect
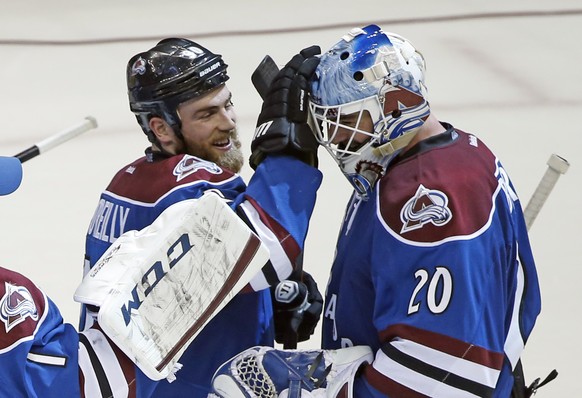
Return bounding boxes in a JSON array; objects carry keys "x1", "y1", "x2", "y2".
[
  {"x1": 78, "y1": 323, "x2": 159, "y2": 397},
  {"x1": 0, "y1": 266, "x2": 162, "y2": 398},
  {"x1": 0, "y1": 266, "x2": 81, "y2": 397},
  {"x1": 234, "y1": 155, "x2": 322, "y2": 291}
]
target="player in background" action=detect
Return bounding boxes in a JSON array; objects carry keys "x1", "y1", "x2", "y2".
[
  {"x1": 80, "y1": 38, "x2": 323, "y2": 397},
  {"x1": 0, "y1": 156, "x2": 145, "y2": 397},
  {"x1": 209, "y1": 24, "x2": 544, "y2": 398}
]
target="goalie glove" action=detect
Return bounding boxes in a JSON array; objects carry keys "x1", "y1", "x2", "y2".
[
  {"x1": 271, "y1": 271, "x2": 323, "y2": 347},
  {"x1": 250, "y1": 46, "x2": 321, "y2": 169},
  {"x1": 74, "y1": 193, "x2": 269, "y2": 382},
  {"x1": 209, "y1": 345, "x2": 373, "y2": 398}
]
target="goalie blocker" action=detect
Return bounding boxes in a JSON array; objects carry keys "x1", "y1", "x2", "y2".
[{"x1": 74, "y1": 193, "x2": 270, "y2": 382}]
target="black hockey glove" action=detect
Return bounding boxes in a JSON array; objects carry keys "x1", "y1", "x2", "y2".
[
  {"x1": 271, "y1": 270, "x2": 323, "y2": 347},
  {"x1": 250, "y1": 46, "x2": 321, "y2": 169}
]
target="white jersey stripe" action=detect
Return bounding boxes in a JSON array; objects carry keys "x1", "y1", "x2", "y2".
[
  {"x1": 373, "y1": 350, "x2": 481, "y2": 398},
  {"x1": 504, "y1": 244, "x2": 526, "y2": 369},
  {"x1": 240, "y1": 201, "x2": 292, "y2": 290},
  {"x1": 389, "y1": 338, "x2": 500, "y2": 387},
  {"x1": 78, "y1": 341, "x2": 102, "y2": 398},
  {"x1": 26, "y1": 352, "x2": 67, "y2": 366},
  {"x1": 81, "y1": 328, "x2": 129, "y2": 397}
]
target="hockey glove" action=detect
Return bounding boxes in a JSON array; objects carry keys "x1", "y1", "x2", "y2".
[
  {"x1": 271, "y1": 271, "x2": 323, "y2": 347},
  {"x1": 250, "y1": 46, "x2": 321, "y2": 169},
  {"x1": 209, "y1": 345, "x2": 373, "y2": 398}
]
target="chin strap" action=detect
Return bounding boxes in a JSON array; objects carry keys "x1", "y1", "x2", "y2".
[{"x1": 371, "y1": 130, "x2": 416, "y2": 158}]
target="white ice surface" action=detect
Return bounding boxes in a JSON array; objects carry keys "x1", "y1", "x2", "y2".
[{"x1": 0, "y1": 1, "x2": 579, "y2": 395}]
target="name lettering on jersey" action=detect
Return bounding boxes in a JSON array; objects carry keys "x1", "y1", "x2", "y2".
[
  {"x1": 324, "y1": 293, "x2": 338, "y2": 341},
  {"x1": 344, "y1": 195, "x2": 363, "y2": 235},
  {"x1": 400, "y1": 184, "x2": 452, "y2": 233},
  {"x1": 324, "y1": 293, "x2": 355, "y2": 347},
  {"x1": 495, "y1": 160, "x2": 518, "y2": 214},
  {"x1": 87, "y1": 199, "x2": 130, "y2": 243},
  {"x1": 0, "y1": 283, "x2": 38, "y2": 333},
  {"x1": 121, "y1": 233, "x2": 193, "y2": 325},
  {"x1": 174, "y1": 155, "x2": 222, "y2": 182},
  {"x1": 468, "y1": 134, "x2": 479, "y2": 147}
]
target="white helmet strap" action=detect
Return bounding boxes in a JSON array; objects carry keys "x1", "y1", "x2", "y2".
[
  {"x1": 371, "y1": 130, "x2": 417, "y2": 157},
  {"x1": 361, "y1": 61, "x2": 390, "y2": 83},
  {"x1": 341, "y1": 27, "x2": 367, "y2": 42}
]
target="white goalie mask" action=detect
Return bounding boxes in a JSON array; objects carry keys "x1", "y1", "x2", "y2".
[{"x1": 309, "y1": 24, "x2": 430, "y2": 199}]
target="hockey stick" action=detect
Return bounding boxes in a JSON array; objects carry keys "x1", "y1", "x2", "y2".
[
  {"x1": 517, "y1": 156, "x2": 567, "y2": 397},
  {"x1": 251, "y1": 55, "x2": 279, "y2": 100},
  {"x1": 523, "y1": 154, "x2": 569, "y2": 230},
  {"x1": 14, "y1": 116, "x2": 98, "y2": 163}
]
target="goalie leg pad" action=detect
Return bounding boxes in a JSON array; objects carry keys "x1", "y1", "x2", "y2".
[{"x1": 210, "y1": 345, "x2": 373, "y2": 398}]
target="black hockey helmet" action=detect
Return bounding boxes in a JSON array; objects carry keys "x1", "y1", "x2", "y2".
[{"x1": 127, "y1": 38, "x2": 229, "y2": 143}]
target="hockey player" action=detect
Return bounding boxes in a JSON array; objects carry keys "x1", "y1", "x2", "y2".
[
  {"x1": 0, "y1": 151, "x2": 311, "y2": 397},
  {"x1": 209, "y1": 24, "x2": 543, "y2": 397},
  {"x1": 0, "y1": 156, "x2": 147, "y2": 396},
  {"x1": 80, "y1": 38, "x2": 323, "y2": 397},
  {"x1": 1, "y1": 156, "x2": 228, "y2": 397}
]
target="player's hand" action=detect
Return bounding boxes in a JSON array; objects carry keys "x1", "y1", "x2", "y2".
[
  {"x1": 250, "y1": 46, "x2": 321, "y2": 169},
  {"x1": 271, "y1": 270, "x2": 323, "y2": 346}
]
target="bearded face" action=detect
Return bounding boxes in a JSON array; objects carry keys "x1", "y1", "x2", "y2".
[{"x1": 175, "y1": 85, "x2": 245, "y2": 173}]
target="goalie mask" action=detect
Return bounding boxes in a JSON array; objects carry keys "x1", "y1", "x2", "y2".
[
  {"x1": 127, "y1": 38, "x2": 229, "y2": 144},
  {"x1": 309, "y1": 24, "x2": 429, "y2": 199}
]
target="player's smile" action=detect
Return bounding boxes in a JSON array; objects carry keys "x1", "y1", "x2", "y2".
[{"x1": 213, "y1": 136, "x2": 233, "y2": 151}]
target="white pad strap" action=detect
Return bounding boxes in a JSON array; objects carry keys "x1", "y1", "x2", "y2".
[
  {"x1": 361, "y1": 62, "x2": 390, "y2": 83},
  {"x1": 75, "y1": 193, "x2": 269, "y2": 381},
  {"x1": 323, "y1": 346, "x2": 373, "y2": 398}
]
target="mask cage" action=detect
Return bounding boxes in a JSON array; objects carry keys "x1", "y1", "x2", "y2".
[{"x1": 309, "y1": 95, "x2": 386, "y2": 166}]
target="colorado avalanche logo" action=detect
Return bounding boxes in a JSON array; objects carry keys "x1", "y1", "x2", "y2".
[
  {"x1": 0, "y1": 282, "x2": 39, "y2": 333},
  {"x1": 173, "y1": 155, "x2": 222, "y2": 181},
  {"x1": 400, "y1": 184, "x2": 452, "y2": 233},
  {"x1": 130, "y1": 57, "x2": 147, "y2": 76}
]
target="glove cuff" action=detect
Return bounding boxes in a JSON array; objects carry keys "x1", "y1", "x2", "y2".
[{"x1": 250, "y1": 118, "x2": 318, "y2": 169}]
